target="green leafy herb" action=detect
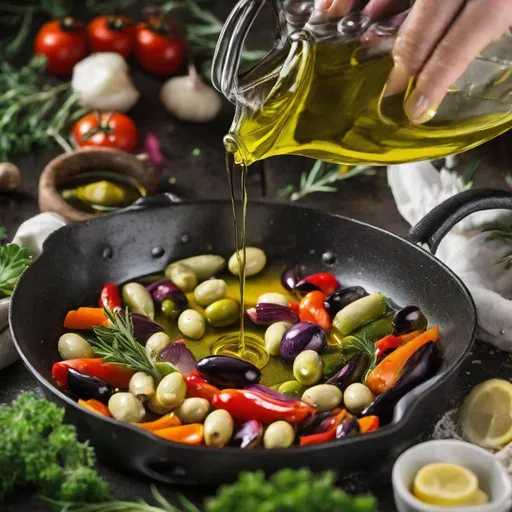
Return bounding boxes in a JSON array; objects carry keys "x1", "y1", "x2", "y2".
[
  {"x1": 0, "y1": 226, "x2": 7, "y2": 244},
  {"x1": 0, "y1": 57, "x2": 86, "y2": 161},
  {"x1": 483, "y1": 221, "x2": 512, "y2": 268},
  {"x1": 0, "y1": 393, "x2": 111, "y2": 503},
  {"x1": 89, "y1": 308, "x2": 159, "y2": 380},
  {"x1": 0, "y1": 243, "x2": 31, "y2": 298},
  {"x1": 341, "y1": 335, "x2": 377, "y2": 384},
  {"x1": 279, "y1": 160, "x2": 376, "y2": 201}
]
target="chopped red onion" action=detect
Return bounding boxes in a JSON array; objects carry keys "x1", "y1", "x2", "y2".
[
  {"x1": 246, "y1": 303, "x2": 299, "y2": 326},
  {"x1": 145, "y1": 132, "x2": 165, "y2": 169},
  {"x1": 130, "y1": 313, "x2": 163, "y2": 345},
  {"x1": 159, "y1": 339, "x2": 197, "y2": 375},
  {"x1": 245, "y1": 384, "x2": 300, "y2": 404}
]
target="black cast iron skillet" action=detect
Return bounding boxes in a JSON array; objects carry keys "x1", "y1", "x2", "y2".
[{"x1": 10, "y1": 188, "x2": 512, "y2": 485}]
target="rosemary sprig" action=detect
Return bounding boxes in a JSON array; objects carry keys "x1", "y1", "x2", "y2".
[
  {"x1": 341, "y1": 335, "x2": 377, "y2": 384},
  {"x1": 279, "y1": 160, "x2": 376, "y2": 201},
  {"x1": 483, "y1": 221, "x2": 512, "y2": 269},
  {"x1": 89, "y1": 309, "x2": 159, "y2": 380}
]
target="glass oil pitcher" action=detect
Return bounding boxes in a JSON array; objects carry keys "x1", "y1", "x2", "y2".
[{"x1": 212, "y1": 0, "x2": 512, "y2": 166}]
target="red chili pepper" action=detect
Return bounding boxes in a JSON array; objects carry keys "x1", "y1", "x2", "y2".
[
  {"x1": 295, "y1": 272, "x2": 339, "y2": 295},
  {"x1": 358, "y1": 416, "x2": 379, "y2": 433},
  {"x1": 78, "y1": 398, "x2": 112, "y2": 417},
  {"x1": 289, "y1": 300, "x2": 300, "y2": 313},
  {"x1": 299, "y1": 409, "x2": 346, "y2": 446},
  {"x1": 299, "y1": 291, "x2": 332, "y2": 331},
  {"x1": 374, "y1": 330, "x2": 423, "y2": 359},
  {"x1": 185, "y1": 370, "x2": 220, "y2": 402},
  {"x1": 52, "y1": 358, "x2": 134, "y2": 389},
  {"x1": 98, "y1": 283, "x2": 122, "y2": 311},
  {"x1": 212, "y1": 389, "x2": 315, "y2": 424}
]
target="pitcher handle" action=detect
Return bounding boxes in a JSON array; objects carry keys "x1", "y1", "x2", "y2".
[{"x1": 211, "y1": 0, "x2": 283, "y2": 103}]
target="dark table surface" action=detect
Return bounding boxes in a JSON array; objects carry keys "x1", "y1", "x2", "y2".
[{"x1": 2, "y1": 3, "x2": 512, "y2": 510}]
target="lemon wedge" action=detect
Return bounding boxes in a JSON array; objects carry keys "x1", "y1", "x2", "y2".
[
  {"x1": 465, "y1": 489, "x2": 489, "y2": 505},
  {"x1": 413, "y1": 463, "x2": 478, "y2": 506},
  {"x1": 459, "y1": 378, "x2": 512, "y2": 449}
]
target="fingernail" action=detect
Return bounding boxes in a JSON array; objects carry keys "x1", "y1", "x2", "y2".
[
  {"x1": 383, "y1": 64, "x2": 410, "y2": 97},
  {"x1": 314, "y1": 0, "x2": 332, "y2": 11},
  {"x1": 404, "y1": 88, "x2": 437, "y2": 124}
]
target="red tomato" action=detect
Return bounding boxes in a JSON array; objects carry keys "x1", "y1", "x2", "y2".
[
  {"x1": 135, "y1": 16, "x2": 187, "y2": 76},
  {"x1": 87, "y1": 15, "x2": 136, "y2": 58},
  {"x1": 34, "y1": 17, "x2": 88, "y2": 76},
  {"x1": 299, "y1": 291, "x2": 332, "y2": 331},
  {"x1": 73, "y1": 113, "x2": 138, "y2": 153}
]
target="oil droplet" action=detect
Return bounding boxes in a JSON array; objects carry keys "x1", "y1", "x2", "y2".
[
  {"x1": 151, "y1": 246, "x2": 165, "y2": 258},
  {"x1": 181, "y1": 233, "x2": 190, "y2": 244},
  {"x1": 102, "y1": 246, "x2": 113, "y2": 259},
  {"x1": 212, "y1": 333, "x2": 270, "y2": 369},
  {"x1": 322, "y1": 251, "x2": 336, "y2": 266}
]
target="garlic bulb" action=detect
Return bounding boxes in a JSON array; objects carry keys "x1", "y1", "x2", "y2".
[
  {"x1": 72, "y1": 53, "x2": 140, "y2": 113},
  {"x1": 160, "y1": 65, "x2": 222, "y2": 123}
]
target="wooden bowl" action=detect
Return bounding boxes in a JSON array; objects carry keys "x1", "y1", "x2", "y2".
[{"x1": 39, "y1": 148, "x2": 159, "y2": 223}]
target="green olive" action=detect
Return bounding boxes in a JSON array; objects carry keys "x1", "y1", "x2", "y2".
[
  {"x1": 178, "y1": 309, "x2": 205, "y2": 339},
  {"x1": 301, "y1": 384, "x2": 342, "y2": 413},
  {"x1": 108, "y1": 392, "x2": 145, "y2": 422},
  {"x1": 293, "y1": 350, "x2": 324, "y2": 386},
  {"x1": 204, "y1": 409, "x2": 234, "y2": 447},
  {"x1": 75, "y1": 180, "x2": 133, "y2": 207},
  {"x1": 205, "y1": 299, "x2": 239, "y2": 327},
  {"x1": 166, "y1": 255, "x2": 226, "y2": 281},
  {"x1": 333, "y1": 293, "x2": 387, "y2": 336},
  {"x1": 122, "y1": 282, "x2": 155, "y2": 319},
  {"x1": 263, "y1": 421, "x2": 295, "y2": 449},
  {"x1": 155, "y1": 372, "x2": 186, "y2": 409},
  {"x1": 175, "y1": 398, "x2": 210, "y2": 424},
  {"x1": 129, "y1": 372, "x2": 156, "y2": 401},
  {"x1": 145, "y1": 332, "x2": 171, "y2": 360},
  {"x1": 193, "y1": 279, "x2": 228, "y2": 307},
  {"x1": 257, "y1": 293, "x2": 288, "y2": 307},
  {"x1": 161, "y1": 298, "x2": 182, "y2": 320},
  {"x1": 264, "y1": 322, "x2": 292, "y2": 356},
  {"x1": 167, "y1": 263, "x2": 198, "y2": 293},
  {"x1": 277, "y1": 380, "x2": 304, "y2": 398},
  {"x1": 343, "y1": 383, "x2": 374, "y2": 415},
  {"x1": 228, "y1": 247, "x2": 267, "y2": 277},
  {"x1": 58, "y1": 333, "x2": 94, "y2": 360}
]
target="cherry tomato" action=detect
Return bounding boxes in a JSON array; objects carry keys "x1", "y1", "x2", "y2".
[
  {"x1": 73, "y1": 113, "x2": 138, "y2": 153},
  {"x1": 135, "y1": 16, "x2": 187, "y2": 76},
  {"x1": 87, "y1": 15, "x2": 136, "y2": 58},
  {"x1": 34, "y1": 17, "x2": 88, "y2": 76},
  {"x1": 299, "y1": 291, "x2": 332, "y2": 331}
]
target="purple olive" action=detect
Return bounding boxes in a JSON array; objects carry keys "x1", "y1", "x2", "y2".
[
  {"x1": 326, "y1": 353, "x2": 369, "y2": 391},
  {"x1": 146, "y1": 279, "x2": 187, "y2": 308},
  {"x1": 297, "y1": 411, "x2": 333, "y2": 436},
  {"x1": 68, "y1": 368, "x2": 113, "y2": 403},
  {"x1": 280, "y1": 322, "x2": 326, "y2": 360},
  {"x1": 336, "y1": 417, "x2": 359, "y2": 439},
  {"x1": 281, "y1": 265, "x2": 303, "y2": 292},
  {"x1": 392, "y1": 305, "x2": 428, "y2": 335},
  {"x1": 231, "y1": 420, "x2": 263, "y2": 449},
  {"x1": 324, "y1": 286, "x2": 368, "y2": 317},
  {"x1": 197, "y1": 355, "x2": 261, "y2": 389}
]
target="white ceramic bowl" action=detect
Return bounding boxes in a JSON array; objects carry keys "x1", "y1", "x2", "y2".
[{"x1": 392, "y1": 440, "x2": 512, "y2": 512}]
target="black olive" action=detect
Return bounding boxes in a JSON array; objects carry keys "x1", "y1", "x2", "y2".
[
  {"x1": 392, "y1": 305, "x2": 428, "y2": 335},
  {"x1": 197, "y1": 355, "x2": 261, "y2": 389},
  {"x1": 281, "y1": 265, "x2": 303, "y2": 292},
  {"x1": 336, "y1": 417, "x2": 359, "y2": 439},
  {"x1": 323, "y1": 286, "x2": 368, "y2": 318},
  {"x1": 67, "y1": 368, "x2": 113, "y2": 403}
]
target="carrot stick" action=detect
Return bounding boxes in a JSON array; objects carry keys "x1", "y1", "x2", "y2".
[
  {"x1": 358, "y1": 416, "x2": 379, "y2": 434},
  {"x1": 367, "y1": 326, "x2": 440, "y2": 395},
  {"x1": 153, "y1": 424, "x2": 204, "y2": 445},
  {"x1": 78, "y1": 399, "x2": 111, "y2": 417},
  {"x1": 136, "y1": 413, "x2": 181, "y2": 432},
  {"x1": 64, "y1": 307, "x2": 109, "y2": 329}
]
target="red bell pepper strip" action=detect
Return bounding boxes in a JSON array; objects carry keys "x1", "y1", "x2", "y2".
[
  {"x1": 153, "y1": 424, "x2": 204, "y2": 445},
  {"x1": 357, "y1": 416, "x2": 379, "y2": 434},
  {"x1": 64, "y1": 307, "x2": 109, "y2": 330},
  {"x1": 78, "y1": 398, "x2": 111, "y2": 417},
  {"x1": 52, "y1": 358, "x2": 134, "y2": 389},
  {"x1": 98, "y1": 283, "x2": 122, "y2": 311},
  {"x1": 185, "y1": 370, "x2": 220, "y2": 402},
  {"x1": 296, "y1": 273, "x2": 339, "y2": 295},
  {"x1": 136, "y1": 413, "x2": 181, "y2": 432},
  {"x1": 299, "y1": 291, "x2": 332, "y2": 331},
  {"x1": 289, "y1": 300, "x2": 300, "y2": 313},
  {"x1": 374, "y1": 329, "x2": 423, "y2": 359},
  {"x1": 299, "y1": 409, "x2": 346, "y2": 446},
  {"x1": 212, "y1": 388, "x2": 315, "y2": 424}
]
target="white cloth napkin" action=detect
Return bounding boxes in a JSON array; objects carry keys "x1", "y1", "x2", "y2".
[
  {"x1": 387, "y1": 161, "x2": 512, "y2": 351},
  {"x1": 0, "y1": 212, "x2": 66, "y2": 370}
]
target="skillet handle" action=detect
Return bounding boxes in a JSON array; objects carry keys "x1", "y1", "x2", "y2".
[{"x1": 406, "y1": 188, "x2": 512, "y2": 255}]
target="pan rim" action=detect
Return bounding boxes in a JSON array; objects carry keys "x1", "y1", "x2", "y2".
[{"x1": 9, "y1": 198, "x2": 476, "y2": 457}]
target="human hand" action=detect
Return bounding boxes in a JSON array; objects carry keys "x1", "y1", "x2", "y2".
[{"x1": 314, "y1": 0, "x2": 512, "y2": 124}]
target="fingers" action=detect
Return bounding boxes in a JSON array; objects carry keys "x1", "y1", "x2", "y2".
[
  {"x1": 384, "y1": 0, "x2": 465, "y2": 97},
  {"x1": 405, "y1": 0, "x2": 512, "y2": 123},
  {"x1": 313, "y1": 0, "x2": 357, "y2": 16},
  {"x1": 363, "y1": 0, "x2": 410, "y2": 21}
]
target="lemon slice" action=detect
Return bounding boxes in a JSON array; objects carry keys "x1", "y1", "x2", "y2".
[
  {"x1": 464, "y1": 489, "x2": 489, "y2": 505},
  {"x1": 459, "y1": 378, "x2": 512, "y2": 449},
  {"x1": 413, "y1": 463, "x2": 478, "y2": 506}
]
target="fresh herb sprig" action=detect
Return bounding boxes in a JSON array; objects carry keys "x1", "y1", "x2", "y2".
[
  {"x1": 0, "y1": 243, "x2": 31, "y2": 298},
  {"x1": 483, "y1": 221, "x2": 512, "y2": 269},
  {"x1": 279, "y1": 160, "x2": 376, "y2": 201},
  {"x1": 341, "y1": 335, "x2": 377, "y2": 384},
  {"x1": 0, "y1": 226, "x2": 7, "y2": 244},
  {"x1": 89, "y1": 309, "x2": 159, "y2": 380}
]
